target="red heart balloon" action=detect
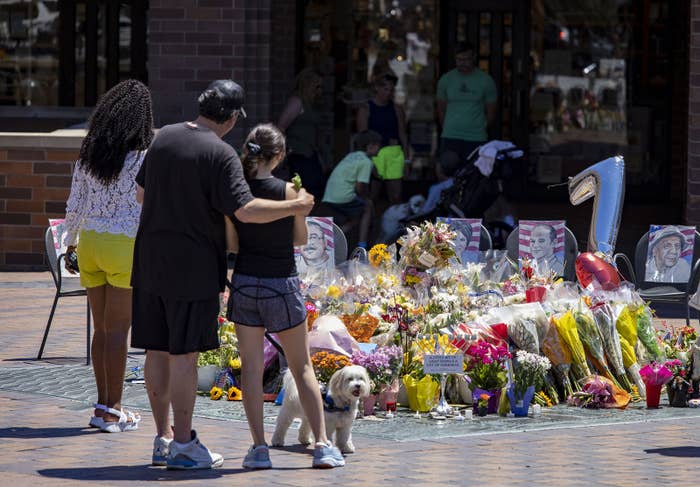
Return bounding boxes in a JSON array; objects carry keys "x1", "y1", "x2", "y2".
[{"x1": 575, "y1": 252, "x2": 621, "y2": 291}]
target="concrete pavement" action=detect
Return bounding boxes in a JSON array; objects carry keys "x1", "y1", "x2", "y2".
[{"x1": 0, "y1": 271, "x2": 698, "y2": 486}]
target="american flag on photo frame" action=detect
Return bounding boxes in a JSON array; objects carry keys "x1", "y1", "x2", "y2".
[{"x1": 518, "y1": 220, "x2": 566, "y2": 259}]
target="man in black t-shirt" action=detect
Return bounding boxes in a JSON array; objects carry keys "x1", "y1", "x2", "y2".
[{"x1": 131, "y1": 80, "x2": 314, "y2": 470}]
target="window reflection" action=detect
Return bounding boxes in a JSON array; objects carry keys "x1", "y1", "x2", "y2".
[
  {"x1": 348, "y1": 0, "x2": 439, "y2": 178},
  {"x1": 0, "y1": 0, "x2": 59, "y2": 106},
  {"x1": 528, "y1": 0, "x2": 681, "y2": 193}
]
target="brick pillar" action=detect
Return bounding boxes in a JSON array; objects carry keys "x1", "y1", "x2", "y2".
[
  {"x1": 148, "y1": 0, "x2": 297, "y2": 143},
  {"x1": 688, "y1": 1, "x2": 700, "y2": 225}
]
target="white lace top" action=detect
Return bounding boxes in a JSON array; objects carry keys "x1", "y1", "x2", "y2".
[{"x1": 64, "y1": 151, "x2": 146, "y2": 247}]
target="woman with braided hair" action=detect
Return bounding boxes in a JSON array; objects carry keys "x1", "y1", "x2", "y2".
[{"x1": 64, "y1": 79, "x2": 153, "y2": 433}]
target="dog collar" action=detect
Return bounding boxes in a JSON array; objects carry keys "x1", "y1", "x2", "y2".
[{"x1": 323, "y1": 392, "x2": 350, "y2": 412}]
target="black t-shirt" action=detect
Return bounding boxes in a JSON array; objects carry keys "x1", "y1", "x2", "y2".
[
  {"x1": 131, "y1": 122, "x2": 254, "y2": 300},
  {"x1": 233, "y1": 177, "x2": 296, "y2": 278}
]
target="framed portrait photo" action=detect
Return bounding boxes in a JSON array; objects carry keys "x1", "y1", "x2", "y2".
[
  {"x1": 295, "y1": 217, "x2": 335, "y2": 276},
  {"x1": 437, "y1": 217, "x2": 482, "y2": 264},
  {"x1": 518, "y1": 220, "x2": 566, "y2": 277},
  {"x1": 644, "y1": 225, "x2": 696, "y2": 283}
]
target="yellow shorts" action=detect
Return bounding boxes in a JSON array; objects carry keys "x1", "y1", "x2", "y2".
[
  {"x1": 372, "y1": 145, "x2": 405, "y2": 180},
  {"x1": 77, "y1": 230, "x2": 135, "y2": 289}
]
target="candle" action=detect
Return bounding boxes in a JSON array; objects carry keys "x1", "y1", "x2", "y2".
[
  {"x1": 532, "y1": 404, "x2": 542, "y2": 417},
  {"x1": 463, "y1": 409, "x2": 473, "y2": 420}
]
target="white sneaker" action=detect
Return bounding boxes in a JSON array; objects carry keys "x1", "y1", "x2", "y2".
[
  {"x1": 152, "y1": 436, "x2": 173, "y2": 466},
  {"x1": 312, "y1": 441, "x2": 345, "y2": 468},
  {"x1": 242, "y1": 444, "x2": 272, "y2": 469},
  {"x1": 166, "y1": 431, "x2": 224, "y2": 470}
]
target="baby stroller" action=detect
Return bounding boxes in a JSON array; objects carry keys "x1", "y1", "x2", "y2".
[{"x1": 402, "y1": 141, "x2": 523, "y2": 248}]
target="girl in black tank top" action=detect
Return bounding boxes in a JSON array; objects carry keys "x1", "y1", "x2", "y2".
[{"x1": 227, "y1": 124, "x2": 341, "y2": 466}]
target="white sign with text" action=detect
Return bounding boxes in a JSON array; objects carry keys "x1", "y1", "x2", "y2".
[{"x1": 423, "y1": 354, "x2": 464, "y2": 374}]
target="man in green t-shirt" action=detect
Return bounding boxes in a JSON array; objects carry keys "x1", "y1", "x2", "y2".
[{"x1": 436, "y1": 42, "x2": 497, "y2": 178}]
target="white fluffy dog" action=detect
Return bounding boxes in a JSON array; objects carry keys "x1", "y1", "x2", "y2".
[{"x1": 271, "y1": 365, "x2": 370, "y2": 454}]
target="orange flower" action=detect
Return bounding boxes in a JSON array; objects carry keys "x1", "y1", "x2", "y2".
[
  {"x1": 341, "y1": 314, "x2": 379, "y2": 342},
  {"x1": 311, "y1": 351, "x2": 352, "y2": 384}
]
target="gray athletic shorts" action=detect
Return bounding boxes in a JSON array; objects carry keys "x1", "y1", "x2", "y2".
[{"x1": 227, "y1": 273, "x2": 307, "y2": 333}]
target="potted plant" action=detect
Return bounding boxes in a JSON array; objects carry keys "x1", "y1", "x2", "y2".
[
  {"x1": 476, "y1": 393, "x2": 490, "y2": 417},
  {"x1": 507, "y1": 350, "x2": 551, "y2": 417},
  {"x1": 197, "y1": 304, "x2": 240, "y2": 393},
  {"x1": 665, "y1": 359, "x2": 693, "y2": 407},
  {"x1": 465, "y1": 340, "x2": 511, "y2": 414},
  {"x1": 351, "y1": 345, "x2": 403, "y2": 412}
]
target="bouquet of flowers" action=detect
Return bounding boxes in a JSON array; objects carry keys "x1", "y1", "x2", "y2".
[
  {"x1": 351, "y1": 345, "x2": 403, "y2": 394},
  {"x1": 198, "y1": 311, "x2": 239, "y2": 369},
  {"x1": 639, "y1": 362, "x2": 673, "y2": 387},
  {"x1": 465, "y1": 340, "x2": 511, "y2": 391},
  {"x1": 573, "y1": 308, "x2": 619, "y2": 387},
  {"x1": 664, "y1": 358, "x2": 693, "y2": 405},
  {"x1": 311, "y1": 351, "x2": 352, "y2": 385},
  {"x1": 567, "y1": 375, "x2": 630, "y2": 409},
  {"x1": 541, "y1": 318, "x2": 575, "y2": 399},
  {"x1": 341, "y1": 312, "x2": 380, "y2": 343},
  {"x1": 636, "y1": 305, "x2": 664, "y2": 362},
  {"x1": 368, "y1": 243, "x2": 397, "y2": 270},
  {"x1": 397, "y1": 221, "x2": 456, "y2": 271},
  {"x1": 552, "y1": 311, "x2": 591, "y2": 381},
  {"x1": 512, "y1": 350, "x2": 551, "y2": 397}
]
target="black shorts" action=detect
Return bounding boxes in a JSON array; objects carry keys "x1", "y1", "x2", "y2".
[
  {"x1": 131, "y1": 287, "x2": 220, "y2": 355},
  {"x1": 325, "y1": 196, "x2": 367, "y2": 218},
  {"x1": 227, "y1": 273, "x2": 307, "y2": 333}
]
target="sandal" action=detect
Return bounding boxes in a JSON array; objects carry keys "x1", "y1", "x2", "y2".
[
  {"x1": 89, "y1": 403, "x2": 107, "y2": 429},
  {"x1": 100, "y1": 407, "x2": 141, "y2": 433}
]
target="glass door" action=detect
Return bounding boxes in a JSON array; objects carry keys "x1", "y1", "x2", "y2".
[{"x1": 441, "y1": 0, "x2": 530, "y2": 147}]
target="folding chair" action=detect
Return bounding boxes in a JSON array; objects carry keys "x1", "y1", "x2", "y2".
[
  {"x1": 331, "y1": 222, "x2": 348, "y2": 265},
  {"x1": 39, "y1": 227, "x2": 91, "y2": 365},
  {"x1": 614, "y1": 230, "x2": 700, "y2": 326}
]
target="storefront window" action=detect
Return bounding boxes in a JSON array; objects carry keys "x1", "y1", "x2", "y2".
[
  {"x1": 528, "y1": 0, "x2": 685, "y2": 198},
  {"x1": 299, "y1": 0, "x2": 440, "y2": 175},
  {"x1": 349, "y1": 0, "x2": 439, "y2": 177},
  {"x1": 0, "y1": 0, "x2": 145, "y2": 111},
  {"x1": 0, "y1": 1, "x2": 60, "y2": 106}
]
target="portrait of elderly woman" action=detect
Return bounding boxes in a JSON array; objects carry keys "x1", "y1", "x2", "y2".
[
  {"x1": 644, "y1": 225, "x2": 694, "y2": 283},
  {"x1": 437, "y1": 217, "x2": 481, "y2": 264}
]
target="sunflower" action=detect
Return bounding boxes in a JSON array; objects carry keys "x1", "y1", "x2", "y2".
[
  {"x1": 369, "y1": 243, "x2": 390, "y2": 267},
  {"x1": 210, "y1": 386, "x2": 224, "y2": 400},
  {"x1": 227, "y1": 386, "x2": 243, "y2": 401}
]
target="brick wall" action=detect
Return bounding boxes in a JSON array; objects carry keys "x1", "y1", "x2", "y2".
[
  {"x1": 689, "y1": 0, "x2": 700, "y2": 225},
  {"x1": 148, "y1": 0, "x2": 298, "y2": 143},
  {"x1": 0, "y1": 133, "x2": 83, "y2": 270}
]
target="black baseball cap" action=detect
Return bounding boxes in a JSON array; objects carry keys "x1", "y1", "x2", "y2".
[{"x1": 199, "y1": 80, "x2": 246, "y2": 121}]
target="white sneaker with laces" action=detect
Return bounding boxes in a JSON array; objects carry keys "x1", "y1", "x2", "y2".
[
  {"x1": 166, "y1": 430, "x2": 224, "y2": 470},
  {"x1": 312, "y1": 441, "x2": 345, "y2": 468},
  {"x1": 242, "y1": 444, "x2": 272, "y2": 469},
  {"x1": 152, "y1": 435, "x2": 173, "y2": 466}
]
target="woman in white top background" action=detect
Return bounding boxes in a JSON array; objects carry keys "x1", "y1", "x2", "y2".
[{"x1": 64, "y1": 79, "x2": 153, "y2": 433}]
